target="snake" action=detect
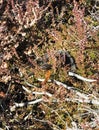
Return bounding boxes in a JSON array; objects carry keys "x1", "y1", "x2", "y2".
[{"x1": 35, "y1": 50, "x2": 76, "y2": 72}]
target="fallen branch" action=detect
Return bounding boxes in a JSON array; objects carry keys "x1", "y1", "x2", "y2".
[
  {"x1": 22, "y1": 85, "x2": 52, "y2": 97},
  {"x1": 65, "y1": 96, "x2": 99, "y2": 105},
  {"x1": 38, "y1": 78, "x2": 99, "y2": 106},
  {"x1": 68, "y1": 72, "x2": 97, "y2": 82},
  {"x1": 10, "y1": 98, "x2": 43, "y2": 111}
]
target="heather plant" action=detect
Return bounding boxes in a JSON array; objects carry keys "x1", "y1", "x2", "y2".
[{"x1": 72, "y1": 0, "x2": 88, "y2": 70}]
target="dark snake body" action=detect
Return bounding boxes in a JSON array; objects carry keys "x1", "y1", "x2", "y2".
[{"x1": 36, "y1": 50, "x2": 76, "y2": 72}]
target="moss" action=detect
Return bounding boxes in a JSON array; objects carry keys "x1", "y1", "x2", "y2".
[{"x1": 89, "y1": 51, "x2": 96, "y2": 60}]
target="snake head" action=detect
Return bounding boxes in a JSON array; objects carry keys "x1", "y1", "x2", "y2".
[{"x1": 40, "y1": 63, "x2": 52, "y2": 70}]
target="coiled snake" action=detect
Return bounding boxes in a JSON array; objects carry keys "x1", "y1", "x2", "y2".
[
  {"x1": 36, "y1": 50, "x2": 76, "y2": 71},
  {"x1": 34, "y1": 50, "x2": 76, "y2": 84}
]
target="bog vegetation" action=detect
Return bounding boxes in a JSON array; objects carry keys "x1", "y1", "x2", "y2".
[{"x1": 0, "y1": 0, "x2": 99, "y2": 129}]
